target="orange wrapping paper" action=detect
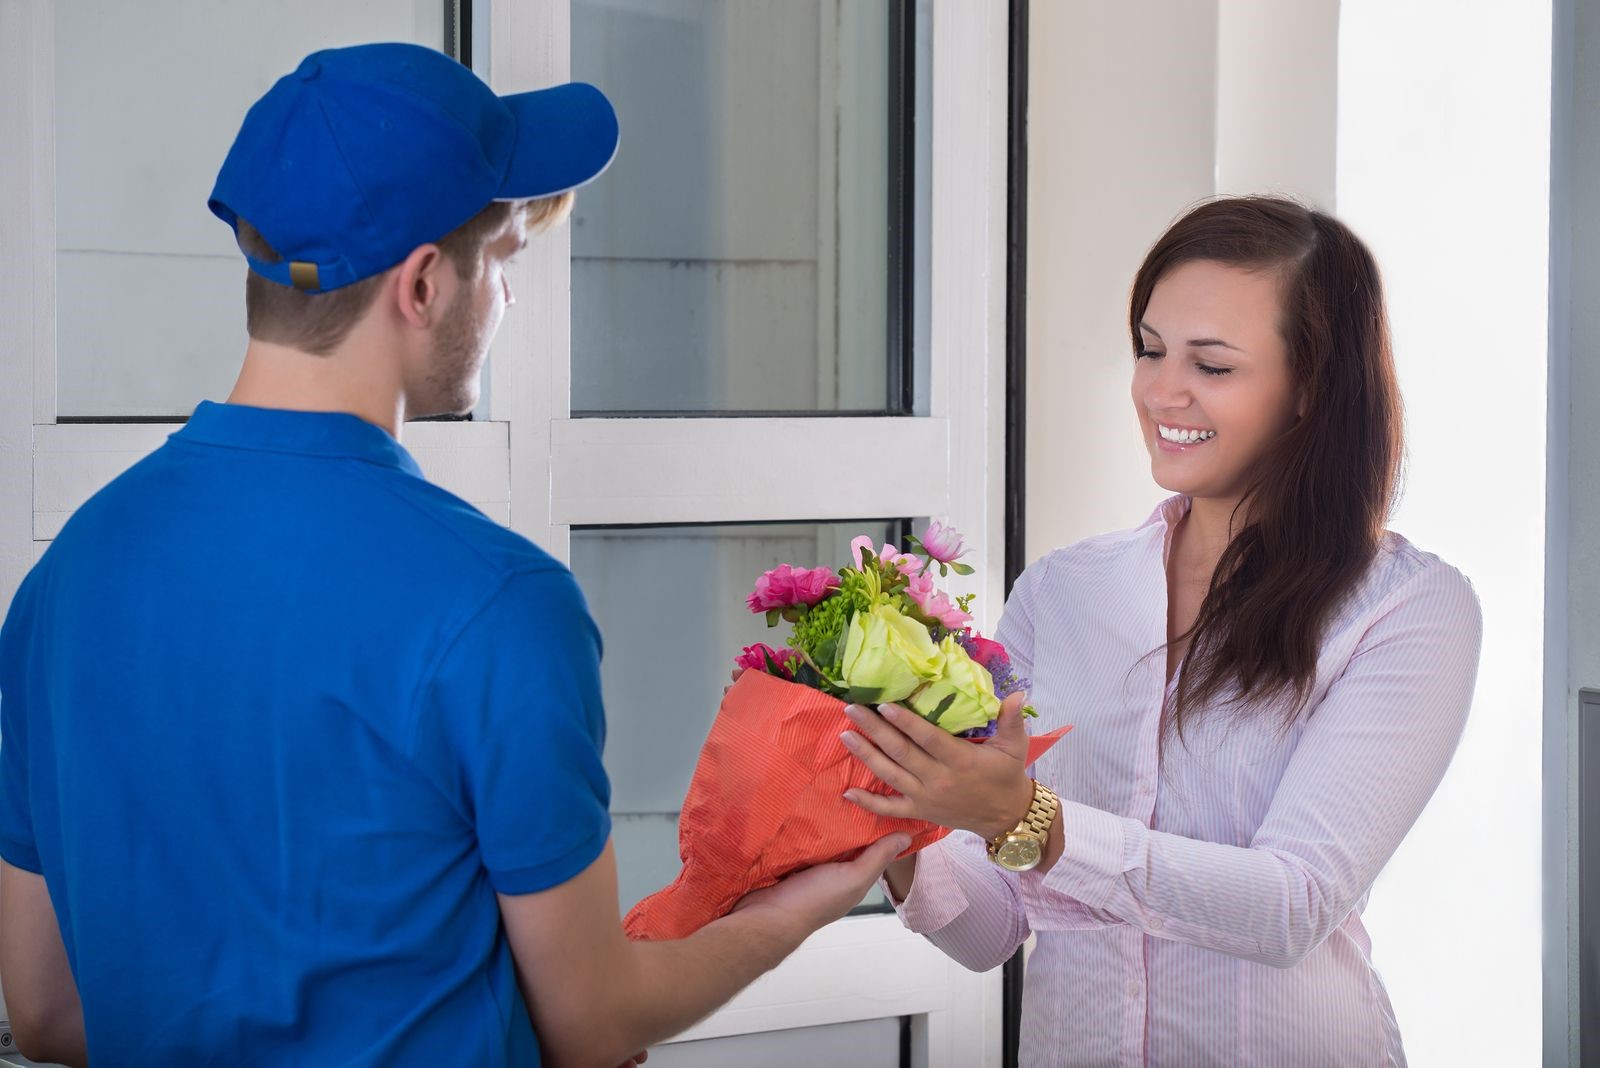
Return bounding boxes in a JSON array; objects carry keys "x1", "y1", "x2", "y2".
[{"x1": 624, "y1": 669, "x2": 1072, "y2": 941}]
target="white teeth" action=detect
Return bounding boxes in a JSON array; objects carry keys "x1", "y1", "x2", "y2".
[{"x1": 1158, "y1": 424, "x2": 1215, "y2": 444}]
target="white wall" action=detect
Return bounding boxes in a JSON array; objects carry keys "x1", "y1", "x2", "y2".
[
  {"x1": 1027, "y1": 1, "x2": 1546, "y2": 1063},
  {"x1": 1024, "y1": 0, "x2": 1218, "y2": 553},
  {"x1": 1337, "y1": 3, "x2": 1549, "y2": 1064}
]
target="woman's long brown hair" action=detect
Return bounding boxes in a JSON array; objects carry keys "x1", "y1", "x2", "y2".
[{"x1": 1130, "y1": 196, "x2": 1404, "y2": 740}]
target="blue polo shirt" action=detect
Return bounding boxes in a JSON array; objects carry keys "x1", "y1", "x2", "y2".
[{"x1": 0, "y1": 401, "x2": 611, "y2": 1065}]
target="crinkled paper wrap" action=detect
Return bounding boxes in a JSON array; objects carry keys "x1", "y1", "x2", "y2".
[{"x1": 624, "y1": 670, "x2": 1071, "y2": 941}]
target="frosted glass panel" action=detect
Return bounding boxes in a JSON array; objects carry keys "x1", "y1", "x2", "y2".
[
  {"x1": 571, "y1": 521, "x2": 900, "y2": 913},
  {"x1": 54, "y1": 1, "x2": 447, "y2": 418},
  {"x1": 570, "y1": 0, "x2": 905, "y2": 413}
]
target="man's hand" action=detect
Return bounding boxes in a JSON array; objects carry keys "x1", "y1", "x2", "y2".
[{"x1": 733, "y1": 832, "x2": 911, "y2": 939}]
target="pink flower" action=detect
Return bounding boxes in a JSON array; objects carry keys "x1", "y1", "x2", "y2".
[
  {"x1": 850, "y1": 536, "x2": 922, "y2": 575},
  {"x1": 904, "y1": 572, "x2": 973, "y2": 630},
  {"x1": 920, "y1": 521, "x2": 968, "y2": 565},
  {"x1": 735, "y1": 643, "x2": 798, "y2": 679},
  {"x1": 791, "y1": 565, "x2": 841, "y2": 604},
  {"x1": 965, "y1": 635, "x2": 1009, "y2": 671},
  {"x1": 746, "y1": 564, "x2": 839, "y2": 613}
]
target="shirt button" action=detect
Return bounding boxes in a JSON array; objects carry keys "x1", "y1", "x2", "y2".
[{"x1": 1149, "y1": 918, "x2": 1164, "y2": 931}]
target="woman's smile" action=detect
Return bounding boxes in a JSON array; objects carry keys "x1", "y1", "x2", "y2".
[{"x1": 1155, "y1": 422, "x2": 1218, "y2": 449}]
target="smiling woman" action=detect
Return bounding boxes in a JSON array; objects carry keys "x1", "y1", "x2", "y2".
[
  {"x1": 846, "y1": 195, "x2": 1481, "y2": 1065},
  {"x1": 1128, "y1": 197, "x2": 1405, "y2": 738}
]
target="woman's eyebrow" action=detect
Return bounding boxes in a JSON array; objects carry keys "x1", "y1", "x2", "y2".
[{"x1": 1139, "y1": 322, "x2": 1242, "y2": 352}]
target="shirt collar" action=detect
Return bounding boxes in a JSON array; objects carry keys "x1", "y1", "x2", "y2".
[
  {"x1": 172, "y1": 401, "x2": 423, "y2": 478},
  {"x1": 1144, "y1": 494, "x2": 1192, "y2": 565}
]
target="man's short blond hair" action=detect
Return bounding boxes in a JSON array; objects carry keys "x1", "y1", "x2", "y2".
[{"x1": 240, "y1": 192, "x2": 574, "y2": 355}]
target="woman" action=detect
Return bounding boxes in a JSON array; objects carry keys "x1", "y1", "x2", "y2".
[{"x1": 839, "y1": 196, "x2": 1482, "y2": 1066}]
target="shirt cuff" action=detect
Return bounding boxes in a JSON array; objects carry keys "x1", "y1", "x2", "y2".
[
  {"x1": 1033, "y1": 800, "x2": 1136, "y2": 910},
  {"x1": 0, "y1": 830, "x2": 42, "y2": 875},
  {"x1": 487, "y1": 818, "x2": 611, "y2": 896},
  {"x1": 885, "y1": 834, "x2": 975, "y2": 934}
]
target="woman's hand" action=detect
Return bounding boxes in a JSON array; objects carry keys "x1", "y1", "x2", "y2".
[{"x1": 841, "y1": 692, "x2": 1036, "y2": 842}]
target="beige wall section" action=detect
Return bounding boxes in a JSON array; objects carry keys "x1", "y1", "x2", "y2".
[
  {"x1": 1024, "y1": 0, "x2": 1340, "y2": 562},
  {"x1": 1024, "y1": 1, "x2": 1218, "y2": 559},
  {"x1": 1216, "y1": 0, "x2": 1339, "y2": 206}
]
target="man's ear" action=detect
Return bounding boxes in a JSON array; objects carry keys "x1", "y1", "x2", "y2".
[{"x1": 391, "y1": 243, "x2": 450, "y2": 330}]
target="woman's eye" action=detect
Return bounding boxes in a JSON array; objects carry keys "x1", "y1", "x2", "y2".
[
  {"x1": 1136, "y1": 348, "x2": 1163, "y2": 360},
  {"x1": 1196, "y1": 363, "x2": 1232, "y2": 376}
]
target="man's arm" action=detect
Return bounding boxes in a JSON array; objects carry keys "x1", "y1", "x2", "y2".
[
  {"x1": 499, "y1": 835, "x2": 907, "y2": 1068},
  {"x1": 0, "y1": 861, "x2": 87, "y2": 1066}
]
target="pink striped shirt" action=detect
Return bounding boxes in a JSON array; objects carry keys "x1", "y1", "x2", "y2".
[{"x1": 890, "y1": 496, "x2": 1482, "y2": 1067}]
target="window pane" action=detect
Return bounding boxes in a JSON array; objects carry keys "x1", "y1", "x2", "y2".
[
  {"x1": 570, "y1": 0, "x2": 910, "y2": 414},
  {"x1": 54, "y1": 1, "x2": 448, "y2": 419},
  {"x1": 571, "y1": 521, "x2": 901, "y2": 913}
]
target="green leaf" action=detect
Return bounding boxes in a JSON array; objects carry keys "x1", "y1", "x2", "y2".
[
  {"x1": 951, "y1": 562, "x2": 975, "y2": 576},
  {"x1": 765, "y1": 608, "x2": 782, "y2": 628},
  {"x1": 841, "y1": 686, "x2": 888, "y2": 706},
  {"x1": 815, "y1": 633, "x2": 839, "y2": 670},
  {"x1": 1020, "y1": 704, "x2": 1038, "y2": 719},
  {"x1": 938, "y1": 562, "x2": 950, "y2": 577},
  {"x1": 924, "y1": 692, "x2": 958, "y2": 725}
]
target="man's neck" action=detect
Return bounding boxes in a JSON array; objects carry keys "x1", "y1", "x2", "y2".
[{"x1": 227, "y1": 339, "x2": 406, "y2": 439}]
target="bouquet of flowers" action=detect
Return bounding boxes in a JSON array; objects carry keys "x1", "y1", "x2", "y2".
[
  {"x1": 623, "y1": 524, "x2": 1070, "y2": 941},
  {"x1": 735, "y1": 524, "x2": 1035, "y2": 736}
]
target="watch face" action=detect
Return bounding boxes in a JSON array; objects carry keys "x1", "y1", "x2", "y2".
[{"x1": 997, "y1": 835, "x2": 1042, "y2": 871}]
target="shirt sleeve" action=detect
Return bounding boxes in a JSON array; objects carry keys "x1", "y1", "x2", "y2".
[
  {"x1": 1022, "y1": 560, "x2": 1483, "y2": 968},
  {"x1": 885, "y1": 831, "x2": 1031, "y2": 973},
  {"x1": 409, "y1": 566, "x2": 612, "y2": 896},
  {"x1": 0, "y1": 575, "x2": 41, "y2": 873}
]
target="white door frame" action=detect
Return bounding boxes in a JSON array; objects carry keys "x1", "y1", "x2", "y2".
[{"x1": 0, "y1": 1, "x2": 1012, "y2": 1060}]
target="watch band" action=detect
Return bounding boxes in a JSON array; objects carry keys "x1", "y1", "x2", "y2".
[{"x1": 987, "y1": 781, "x2": 1060, "y2": 857}]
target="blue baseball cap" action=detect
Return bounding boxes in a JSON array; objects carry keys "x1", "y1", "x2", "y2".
[{"x1": 209, "y1": 42, "x2": 618, "y2": 294}]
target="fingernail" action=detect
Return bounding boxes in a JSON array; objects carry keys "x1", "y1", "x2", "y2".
[
  {"x1": 893, "y1": 835, "x2": 912, "y2": 852},
  {"x1": 839, "y1": 732, "x2": 859, "y2": 749},
  {"x1": 880, "y1": 704, "x2": 899, "y2": 720},
  {"x1": 844, "y1": 705, "x2": 865, "y2": 720}
]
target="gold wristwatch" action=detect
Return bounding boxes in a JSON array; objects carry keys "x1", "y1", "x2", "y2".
[{"x1": 987, "y1": 781, "x2": 1060, "y2": 872}]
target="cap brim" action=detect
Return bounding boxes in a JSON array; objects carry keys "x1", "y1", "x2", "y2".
[{"x1": 496, "y1": 82, "x2": 619, "y2": 200}]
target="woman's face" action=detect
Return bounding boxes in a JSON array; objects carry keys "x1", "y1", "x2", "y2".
[{"x1": 1131, "y1": 259, "x2": 1302, "y2": 504}]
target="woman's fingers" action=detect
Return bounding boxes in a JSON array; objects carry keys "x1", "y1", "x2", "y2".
[
  {"x1": 839, "y1": 730, "x2": 924, "y2": 797},
  {"x1": 843, "y1": 788, "x2": 919, "y2": 820},
  {"x1": 844, "y1": 704, "x2": 937, "y2": 777},
  {"x1": 878, "y1": 702, "x2": 965, "y2": 757}
]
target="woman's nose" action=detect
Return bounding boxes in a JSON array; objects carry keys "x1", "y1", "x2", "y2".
[{"x1": 1142, "y1": 360, "x2": 1188, "y2": 410}]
